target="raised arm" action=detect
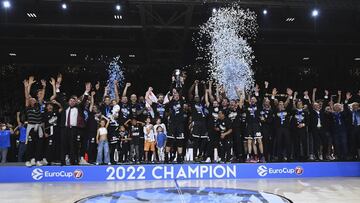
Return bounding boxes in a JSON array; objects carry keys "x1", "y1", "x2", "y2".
[
  {"x1": 23, "y1": 79, "x2": 30, "y2": 107},
  {"x1": 90, "y1": 91, "x2": 95, "y2": 112},
  {"x1": 38, "y1": 79, "x2": 46, "y2": 103},
  {"x1": 337, "y1": 91, "x2": 342, "y2": 104},
  {"x1": 49, "y1": 77, "x2": 57, "y2": 101},
  {"x1": 52, "y1": 100, "x2": 63, "y2": 113},
  {"x1": 101, "y1": 115, "x2": 110, "y2": 128},
  {"x1": 205, "y1": 89, "x2": 210, "y2": 107},
  {"x1": 122, "y1": 82, "x2": 131, "y2": 97},
  {"x1": 208, "y1": 80, "x2": 215, "y2": 103},
  {"x1": 188, "y1": 80, "x2": 196, "y2": 101},
  {"x1": 114, "y1": 80, "x2": 120, "y2": 103}
]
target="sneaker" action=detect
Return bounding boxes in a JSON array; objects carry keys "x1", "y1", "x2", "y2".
[
  {"x1": 283, "y1": 157, "x2": 288, "y2": 162},
  {"x1": 318, "y1": 154, "x2": 323, "y2": 161},
  {"x1": 30, "y1": 158, "x2": 36, "y2": 166},
  {"x1": 107, "y1": 162, "x2": 111, "y2": 165},
  {"x1": 65, "y1": 156, "x2": 70, "y2": 166},
  {"x1": 95, "y1": 162, "x2": 100, "y2": 165},
  {"x1": 79, "y1": 157, "x2": 89, "y2": 165},
  {"x1": 41, "y1": 158, "x2": 48, "y2": 166},
  {"x1": 36, "y1": 161, "x2": 43, "y2": 166},
  {"x1": 25, "y1": 161, "x2": 32, "y2": 167},
  {"x1": 205, "y1": 157, "x2": 211, "y2": 163},
  {"x1": 259, "y1": 156, "x2": 266, "y2": 163},
  {"x1": 245, "y1": 157, "x2": 251, "y2": 163},
  {"x1": 308, "y1": 154, "x2": 315, "y2": 161}
]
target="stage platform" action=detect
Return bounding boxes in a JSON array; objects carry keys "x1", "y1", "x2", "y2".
[{"x1": 0, "y1": 162, "x2": 359, "y2": 183}]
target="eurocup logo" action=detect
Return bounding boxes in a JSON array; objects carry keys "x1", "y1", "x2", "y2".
[
  {"x1": 257, "y1": 165, "x2": 268, "y2": 177},
  {"x1": 32, "y1": 168, "x2": 44, "y2": 180},
  {"x1": 295, "y1": 166, "x2": 304, "y2": 175},
  {"x1": 73, "y1": 169, "x2": 84, "y2": 179}
]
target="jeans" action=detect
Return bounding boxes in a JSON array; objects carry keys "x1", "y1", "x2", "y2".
[
  {"x1": 96, "y1": 140, "x2": 110, "y2": 164},
  {"x1": 0, "y1": 148, "x2": 8, "y2": 163},
  {"x1": 18, "y1": 142, "x2": 26, "y2": 162}
]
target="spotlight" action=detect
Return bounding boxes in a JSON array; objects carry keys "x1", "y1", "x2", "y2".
[
  {"x1": 212, "y1": 8, "x2": 216, "y2": 13},
  {"x1": 303, "y1": 57, "x2": 310, "y2": 61},
  {"x1": 70, "y1": 53, "x2": 77, "y2": 57},
  {"x1": 62, "y1": 3, "x2": 67, "y2": 10},
  {"x1": 355, "y1": 58, "x2": 360, "y2": 61},
  {"x1": 27, "y1": 13, "x2": 37, "y2": 18},
  {"x1": 263, "y1": 9, "x2": 268, "y2": 15},
  {"x1": 9, "y1": 52, "x2": 16, "y2": 56},
  {"x1": 114, "y1": 15, "x2": 122, "y2": 19},
  {"x1": 312, "y1": 9, "x2": 319, "y2": 17},
  {"x1": 116, "y1": 4, "x2": 121, "y2": 11},
  {"x1": 2, "y1": 0, "x2": 10, "y2": 9}
]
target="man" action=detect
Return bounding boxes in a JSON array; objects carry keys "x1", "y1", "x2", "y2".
[
  {"x1": 345, "y1": 92, "x2": 360, "y2": 160},
  {"x1": 23, "y1": 76, "x2": 44, "y2": 167},
  {"x1": 214, "y1": 110, "x2": 232, "y2": 163},
  {"x1": 165, "y1": 90, "x2": 186, "y2": 163},
  {"x1": 291, "y1": 99, "x2": 309, "y2": 161},
  {"x1": 60, "y1": 83, "x2": 89, "y2": 165}
]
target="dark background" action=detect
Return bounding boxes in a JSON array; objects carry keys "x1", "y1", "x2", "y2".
[{"x1": 1, "y1": 0, "x2": 360, "y2": 121}]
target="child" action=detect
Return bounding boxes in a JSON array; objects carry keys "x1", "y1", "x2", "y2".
[
  {"x1": 96, "y1": 116, "x2": 111, "y2": 165},
  {"x1": 143, "y1": 117, "x2": 157, "y2": 163},
  {"x1": 155, "y1": 126, "x2": 167, "y2": 162},
  {"x1": 153, "y1": 117, "x2": 167, "y2": 135},
  {"x1": 125, "y1": 118, "x2": 144, "y2": 163},
  {"x1": 14, "y1": 112, "x2": 27, "y2": 162},
  {"x1": 0, "y1": 123, "x2": 13, "y2": 164},
  {"x1": 119, "y1": 125, "x2": 131, "y2": 163}
]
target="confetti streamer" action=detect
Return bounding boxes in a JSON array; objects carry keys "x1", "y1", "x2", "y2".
[
  {"x1": 107, "y1": 56, "x2": 124, "y2": 100},
  {"x1": 197, "y1": 5, "x2": 258, "y2": 99}
]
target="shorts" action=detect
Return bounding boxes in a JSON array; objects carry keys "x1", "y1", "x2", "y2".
[
  {"x1": 144, "y1": 141, "x2": 156, "y2": 152},
  {"x1": 245, "y1": 123, "x2": 262, "y2": 139},
  {"x1": 166, "y1": 137, "x2": 185, "y2": 148}
]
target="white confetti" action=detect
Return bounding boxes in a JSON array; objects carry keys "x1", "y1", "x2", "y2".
[
  {"x1": 107, "y1": 56, "x2": 124, "y2": 100},
  {"x1": 197, "y1": 5, "x2": 258, "y2": 99}
]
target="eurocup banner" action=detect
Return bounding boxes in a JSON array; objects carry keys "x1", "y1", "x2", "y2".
[{"x1": 0, "y1": 162, "x2": 360, "y2": 183}]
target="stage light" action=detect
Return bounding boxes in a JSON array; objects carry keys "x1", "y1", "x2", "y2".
[
  {"x1": 303, "y1": 57, "x2": 310, "y2": 61},
  {"x1": 9, "y1": 52, "x2": 16, "y2": 56},
  {"x1": 116, "y1": 4, "x2": 121, "y2": 11},
  {"x1": 129, "y1": 54, "x2": 135, "y2": 58},
  {"x1": 286, "y1": 17, "x2": 295, "y2": 22},
  {"x1": 312, "y1": 9, "x2": 319, "y2": 17},
  {"x1": 263, "y1": 9, "x2": 268, "y2": 15},
  {"x1": 70, "y1": 53, "x2": 77, "y2": 57},
  {"x1": 27, "y1": 13, "x2": 37, "y2": 18},
  {"x1": 114, "y1": 15, "x2": 122, "y2": 19},
  {"x1": 2, "y1": 0, "x2": 10, "y2": 9},
  {"x1": 355, "y1": 57, "x2": 360, "y2": 61},
  {"x1": 62, "y1": 3, "x2": 67, "y2": 10},
  {"x1": 212, "y1": 8, "x2": 216, "y2": 13}
]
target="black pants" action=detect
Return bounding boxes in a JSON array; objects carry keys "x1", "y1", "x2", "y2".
[
  {"x1": 312, "y1": 128, "x2": 331, "y2": 156},
  {"x1": 88, "y1": 141, "x2": 97, "y2": 163},
  {"x1": 25, "y1": 129, "x2": 43, "y2": 162},
  {"x1": 78, "y1": 128, "x2": 88, "y2": 159},
  {"x1": 219, "y1": 138, "x2": 232, "y2": 162},
  {"x1": 120, "y1": 142, "x2": 130, "y2": 162},
  {"x1": 53, "y1": 127, "x2": 61, "y2": 162},
  {"x1": 192, "y1": 136, "x2": 208, "y2": 159},
  {"x1": 207, "y1": 131, "x2": 219, "y2": 161},
  {"x1": 109, "y1": 142, "x2": 119, "y2": 163},
  {"x1": 261, "y1": 126, "x2": 272, "y2": 160},
  {"x1": 232, "y1": 130, "x2": 244, "y2": 160},
  {"x1": 293, "y1": 128, "x2": 308, "y2": 160},
  {"x1": 44, "y1": 136, "x2": 55, "y2": 163},
  {"x1": 275, "y1": 127, "x2": 291, "y2": 159},
  {"x1": 349, "y1": 126, "x2": 360, "y2": 158},
  {"x1": 61, "y1": 127, "x2": 78, "y2": 165}
]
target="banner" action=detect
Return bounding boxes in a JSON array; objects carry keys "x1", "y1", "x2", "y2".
[{"x1": 0, "y1": 162, "x2": 359, "y2": 183}]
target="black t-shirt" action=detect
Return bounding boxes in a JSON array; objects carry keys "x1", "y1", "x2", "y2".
[
  {"x1": 119, "y1": 103, "x2": 131, "y2": 122},
  {"x1": 167, "y1": 99, "x2": 185, "y2": 124},
  {"x1": 129, "y1": 124, "x2": 142, "y2": 145},
  {"x1": 208, "y1": 105, "x2": 220, "y2": 127},
  {"x1": 155, "y1": 103, "x2": 166, "y2": 119},
  {"x1": 191, "y1": 102, "x2": 207, "y2": 122},
  {"x1": 216, "y1": 118, "x2": 232, "y2": 134},
  {"x1": 43, "y1": 111, "x2": 59, "y2": 136}
]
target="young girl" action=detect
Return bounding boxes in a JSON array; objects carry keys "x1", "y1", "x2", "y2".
[
  {"x1": 119, "y1": 125, "x2": 131, "y2": 163},
  {"x1": 144, "y1": 117, "x2": 156, "y2": 163},
  {"x1": 96, "y1": 116, "x2": 110, "y2": 165}
]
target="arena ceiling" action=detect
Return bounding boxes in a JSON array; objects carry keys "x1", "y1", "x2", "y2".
[{"x1": 0, "y1": 0, "x2": 359, "y2": 74}]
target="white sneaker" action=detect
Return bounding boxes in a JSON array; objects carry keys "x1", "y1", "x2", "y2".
[
  {"x1": 205, "y1": 157, "x2": 211, "y2": 163},
  {"x1": 41, "y1": 158, "x2": 48, "y2": 166},
  {"x1": 36, "y1": 161, "x2": 43, "y2": 166},
  {"x1": 79, "y1": 157, "x2": 89, "y2": 165},
  {"x1": 95, "y1": 162, "x2": 100, "y2": 165},
  {"x1": 65, "y1": 155, "x2": 70, "y2": 165},
  {"x1": 319, "y1": 154, "x2": 323, "y2": 161},
  {"x1": 30, "y1": 158, "x2": 36, "y2": 166},
  {"x1": 25, "y1": 161, "x2": 32, "y2": 167},
  {"x1": 107, "y1": 162, "x2": 111, "y2": 165}
]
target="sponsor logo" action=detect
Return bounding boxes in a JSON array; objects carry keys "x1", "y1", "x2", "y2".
[
  {"x1": 257, "y1": 165, "x2": 304, "y2": 177},
  {"x1": 32, "y1": 168, "x2": 44, "y2": 180},
  {"x1": 31, "y1": 168, "x2": 84, "y2": 180},
  {"x1": 257, "y1": 165, "x2": 268, "y2": 177},
  {"x1": 73, "y1": 169, "x2": 84, "y2": 179}
]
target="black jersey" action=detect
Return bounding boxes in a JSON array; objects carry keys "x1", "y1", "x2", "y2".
[
  {"x1": 43, "y1": 111, "x2": 59, "y2": 136},
  {"x1": 167, "y1": 99, "x2": 185, "y2": 124}
]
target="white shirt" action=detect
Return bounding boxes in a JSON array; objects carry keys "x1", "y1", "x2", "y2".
[
  {"x1": 98, "y1": 127, "x2": 108, "y2": 136},
  {"x1": 315, "y1": 111, "x2": 322, "y2": 128},
  {"x1": 65, "y1": 107, "x2": 78, "y2": 127},
  {"x1": 144, "y1": 124, "x2": 155, "y2": 142}
]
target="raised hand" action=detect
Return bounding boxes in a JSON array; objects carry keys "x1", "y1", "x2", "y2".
[
  {"x1": 324, "y1": 90, "x2": 329, "y2": 95},
  {"x1": 286, "y1": 88, "x2": 293, "y2": 96},
  {"x1": 313, "y1": 88, "x2": 317, "y2": 92},
  {"x1": 264, "y1": 81, "x2": 269, "y2": 88},
  {"x1": 23, "y1": 79, "x2": 29, "y2": 87},
  {"x1": 346, "y1": 92, "x2": 352, "y2": 100},
  {"x1": 125, "y1": 82, "x2": 131, "y2": 88},
  {"x1": 50, "y1": 77, "x2": 56, "y2": 86},
  {"x1": 41, "y1": 79, "x2": 46, "y2": 87},
  {"x1": 272, "y1": 88, "x2": 277, "y2": 96},
  {"x1": 95, "y1": 81, "x2": 100, "y2": 90},
  {"x1": 28, "y1": 76, "x2": 36, "y2": 85},
  {"x1": 91, "y1": 91, "x2": 96, "y2": 97},
  {"x1": 338, "y1": 90, "x2": 342, "y2": 95},
  {"x1": 85, "y1": 82, "x2": 91, "y2": 93}
]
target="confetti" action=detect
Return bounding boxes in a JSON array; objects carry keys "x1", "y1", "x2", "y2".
[
  {"x1": 107, "y1": 56, "x2": 124, "y2": 100},
  {"x1": 197, "y1": 5, "x2": 258, "y2": 99}
]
